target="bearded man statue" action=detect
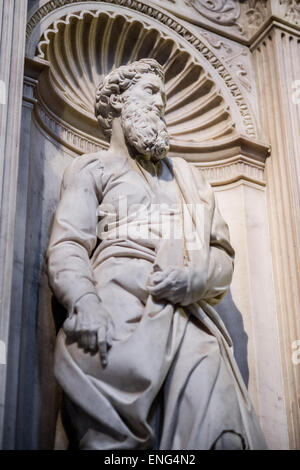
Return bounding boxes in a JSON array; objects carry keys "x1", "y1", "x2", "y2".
[{"x1": 47, "y1": 58, "x2": 267, "y2": 450}]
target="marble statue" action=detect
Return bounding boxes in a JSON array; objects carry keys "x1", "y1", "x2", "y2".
[{"x1": 47, "y1": 58, "x2": 267, "y2": 450}]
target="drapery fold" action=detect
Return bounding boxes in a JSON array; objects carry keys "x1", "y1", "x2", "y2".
[{"x1": 48, "y1": 153, "x2": 267, "y2": 450}]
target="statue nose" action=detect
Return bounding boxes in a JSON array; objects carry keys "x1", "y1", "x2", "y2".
[{"x1": 154, "y1": 95, "x2": 164, "y2": 113}]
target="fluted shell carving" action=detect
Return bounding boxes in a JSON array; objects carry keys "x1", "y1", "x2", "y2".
[{"x1": 35, "y1": 10, "x2": 237, "y2": 157}]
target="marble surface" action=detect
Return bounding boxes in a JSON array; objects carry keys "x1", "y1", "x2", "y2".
[{"x1": 47, "y1": 59, "x2": 267, "y2": 450}]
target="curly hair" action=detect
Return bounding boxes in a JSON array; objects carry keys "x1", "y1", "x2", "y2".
[{"x1": 95, "y1": 58, "x2": 164, "y2": 136}]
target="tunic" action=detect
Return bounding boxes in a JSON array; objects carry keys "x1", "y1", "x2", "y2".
[{"x1": 47, "y1": 150, "x2": 267, "y2": 450}]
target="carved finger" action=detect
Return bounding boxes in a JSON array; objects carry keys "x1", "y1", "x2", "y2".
[
  {"x1": 147, "y1": 272, "x2": 176, "y2": 296},
  {"x1": 147, "y1": 285, "x2": 170, "y2": 298},
  {"x1": 63, "y1": 315, "x2": 77, "y2": 336},
  {"x1": 98, "y1": 341, "x2": 108, "y2": 367},
  {"x1": 78, "y1": 331, "x2": 90, "y2": 350},
  {"x1": 97, "y1": 326, "x2": 108, "y2": 367},
  {"x1": 88, "y1": 331, "x2": 98, "y2": 352},
  {"x1": 106, "y1": 320, "x2": 115, "y2": 348},
  {"x1": 148, "y1": 271, "x2": 164, "y2": 285}
]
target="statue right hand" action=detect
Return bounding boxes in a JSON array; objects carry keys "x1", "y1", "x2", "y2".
[{"x1": 63, "y1": 294, "x2": 115, "y2": 367}]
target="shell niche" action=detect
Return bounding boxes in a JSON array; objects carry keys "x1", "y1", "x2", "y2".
[{"x1": 35, "y1": 9, "x2": 237, "y2": 157}]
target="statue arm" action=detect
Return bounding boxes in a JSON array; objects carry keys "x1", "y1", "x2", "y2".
[
  {"x1": 148, "y1": 159, "x2": 234, "y2": 307},
  {"x1": 47, "y1": 157, "x2": 100, "y2": 316},
  {"x1": 181, "y1": 173, "x2": 235, "y2": 307},
  {"x1": 200, "y1": 201, "x2": 235, "y2": 306}
]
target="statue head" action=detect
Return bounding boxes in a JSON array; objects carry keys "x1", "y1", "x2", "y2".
[{"x1": 95, "y1": 58, "x2": 169, "y2": 161}]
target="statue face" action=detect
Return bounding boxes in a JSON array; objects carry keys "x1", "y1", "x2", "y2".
[
  {"x1": 127, "y1": 73, "x2": 166, "y2": 118},
  {"x1": 121, "y1": 72, "x2": 170, "y2": 162}
]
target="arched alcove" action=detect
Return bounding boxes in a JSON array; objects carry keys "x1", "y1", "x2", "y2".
[
  {"x1": 25, "y1": 0, "x2": 263, "y2": 157},
  {"x1": 35, "y1": 9, "x2": 237, "y2": 157}
]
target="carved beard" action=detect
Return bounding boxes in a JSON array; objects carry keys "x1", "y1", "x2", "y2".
[{"x1": 121, "y1": 99, "x2": 170, "y2": 162}]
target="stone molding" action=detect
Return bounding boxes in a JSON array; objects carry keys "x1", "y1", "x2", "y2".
[
  {"x1": 250, "y1": 17, "x2": 300, "y2": 50},
  {"x1": 196, "y1": 154, "x2": 267, "y2": 187},
  {"x1": 34, "y1": 96, "x2": 105, "y2": 155},
  {"x1": 23, "y1": 77, "x2": 38, "y2": 107}
]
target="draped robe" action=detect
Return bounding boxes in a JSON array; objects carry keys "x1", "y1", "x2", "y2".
[{"x1": 47, "y1": 151, "x2": 267, "y2": 450}]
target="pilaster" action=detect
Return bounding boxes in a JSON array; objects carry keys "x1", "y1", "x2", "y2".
[
  {"x1": 2, "y1": 57, "x2": 48, "y2": 449},
  {"x1": 252, "y1": 18, "x2": 300, "y2": 449},
  {"x1": 0, "y1": 0, "x2": 28, "y2": 448}
]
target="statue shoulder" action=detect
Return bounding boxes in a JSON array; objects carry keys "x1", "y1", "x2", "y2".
[
  {"x1": 62, "y1": 151, "x2": 106, "y2": 187},
  {"x1": 166, "y1": 156, "x2": 197, "y2": 177},
  {"x1": 168, "y1": 155, "x2": 214, "y2": 198}
]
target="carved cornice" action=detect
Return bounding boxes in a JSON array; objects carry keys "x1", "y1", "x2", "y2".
[
  {"x1": 34, "y1": 98, "x2": 105, "y2": 155},
  {"x1": 23, "y1": 77, "x2": 38, "y2": 106},
  {"x1": 193, "y1": 135, "x2": 269, "y2": 186},
  {"x1": 250, "y1": 17, "x2": 300, "y2": 52},
  {"x1": 26, "y1": 0, "x2": 257, "y2": 140},
  {"x1": 23, "y1": 57, "x2": 49, "y2": 108},
  {"x1": 195, "y1": 154, "x2": 266, "y2": 187}
]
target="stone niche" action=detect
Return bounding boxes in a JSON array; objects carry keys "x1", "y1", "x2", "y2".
[{"x1": 5, "y1": 0, "x2": 293, "y2": 450}]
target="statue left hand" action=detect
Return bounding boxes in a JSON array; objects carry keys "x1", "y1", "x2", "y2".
[{"x1": 147, "y1": 267, "x2": 189, "y2": 304}]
